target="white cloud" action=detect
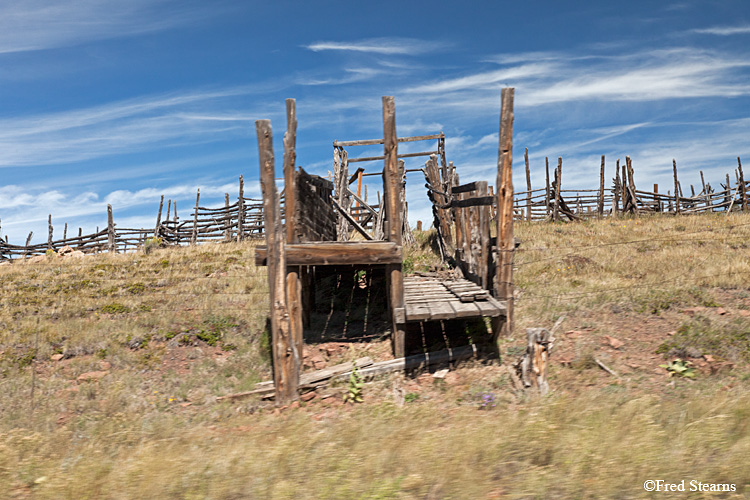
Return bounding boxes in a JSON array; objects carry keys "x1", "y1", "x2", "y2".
[
  {"x1": 0, "y1": 0, "x2": 208, "y2": 54},
  {"x1": 305, "y1": 37, "x2": 448, "y2": 56},
  {"x1": 692, "y1": 25, "x2": 750, "y2": 36}
]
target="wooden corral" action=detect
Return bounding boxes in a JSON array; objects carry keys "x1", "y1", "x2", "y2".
[{"x1": 254, "y1": 91, "x2": 515, "y2": 405}]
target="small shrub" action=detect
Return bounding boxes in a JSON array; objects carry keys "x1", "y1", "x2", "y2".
[
  {"x1": 144, "y1": 237, "x2": 163, "y2": 255},
  {"x1": 343, "y1": 362, "x2": 364, "y2": 404},
  {"x1": 404, "y1": 392, "x2": 419, "y2": 403},
  {"x1": 660, "y1": 359, "x2": 696, "y2": 379},
  {"x1": 126, "y1": 282, "x2": 146, "y2": 295},
  {"x1": 101, "y1": 302, "x2": 130, "y2": 314}
]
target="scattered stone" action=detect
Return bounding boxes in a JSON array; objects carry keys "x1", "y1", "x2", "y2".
[
  {"x1": 28, "y1": 255, "x2": 46, "y2": 264},
  {"x1": 50, "y1": 353, "x2": 64, "y2": 361},
  {"x1": 603, "y1": 335, "x2": 624, "y2": 349},
  {"x1": 300, "y1": 391, "x2": 317, "y2": 402},
  {"x1": 179, "y1": 402, "x2": 192, "y2": 408},
  {"x1": 417, "y1": 373, "x2": 433, "y2": 385},
  {"x1": 564, "y1": 330, "x2": 584, "y2": 339},
  {"x1": 76, "y1": 370, "x2": 109, "y2": 383},
  {"x1": 68, "y1": 250, "x2": 85, "y2": 259},
  {"x1": 682, "y1": 307, "x2": 703, "y2": 316},
  {"x1": 432, "y1": 368, "x2": 449, "y2": 379},
  {"x1": 704, "y1": 354, "x2": 715, "y2": 362},
  {"x1": 737, "y1": 310, "x2": 750, "y2": 317},
  {"x1": 99, "y1": 361, "x2": 111, "y2": 370},
  {"x1": 715, "y1": 307, "x2": 727, "y2": 315},
  {"x1": 59, "y1": 245, "x2": 74, "y2": 256}
]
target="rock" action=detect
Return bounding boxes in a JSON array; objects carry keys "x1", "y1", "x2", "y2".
[
  {"x1": 0, "y1": 261, "x2": 10, "y2": 267},
  {"x1": 99, "y1": 361, "x2": 111, "y2": 370},
  {"x1": 417, "y1": 373, "x2": 433, "y2": 385},
  {"x1": 432, "y1": 368, "x2": 449, "y2": 379},
  {"x1": 564, "y1": 330, "x2": 583, "y2": 339},
  {"x1": 50, "y1": 353, "x2": 64, "y2": 361},
  {"x1": 59, "y1": 245, "x2": 74, "y2": 255},
  {"x1": 300, "y1": 391, "x2": 317, "y2": 402},
  {"x1": 715, "y1": 307, "x2": 727, "y2": 315},
  {"x1": 77, "y1": 370, "x2": 109, "y2": 383},
  {"x1": 603, "y1": 335, "x2": 624, "y2": 349},
  {"x1": 28, "y1": 255, "x2": 47, "y2": 264},
  {"x1": 69, "y1": 250, "x2": 86, "y2": 259}
]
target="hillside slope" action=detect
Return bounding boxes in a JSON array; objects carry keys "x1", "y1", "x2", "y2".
[{"x1": 1, "y1": 213, "x2": 749, "y2": 499}]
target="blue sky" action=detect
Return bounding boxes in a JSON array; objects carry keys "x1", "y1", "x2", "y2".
[{"x1": 1, "y1": 0, "x2": 749, "y2": 243}]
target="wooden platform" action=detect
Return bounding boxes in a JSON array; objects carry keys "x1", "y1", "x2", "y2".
[{"x1": 398, "y1": 275, "x2": 506, "y2": 322}]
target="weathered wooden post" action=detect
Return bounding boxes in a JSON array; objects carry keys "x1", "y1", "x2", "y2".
[
  {"x1": 494, "y1": 87, "x2": 514, "y2": 343},
  {"x1": 598, "y1": 155, "x2": 605, "y2": 218},
  {"x1": 672, "y1": 159, "x2": 680, "y2": 214},
  {"x1": 237, "y1": 175, "x2": 245, "y2": 241},
  {"x1": 257, "y1": 118, "x2": 298, "y2": 406},
  {"x1": 166, "y1": 199, "x2": 172, "y2": 224},
  {"x1": 191, "y1": 189, "x2": 200, "y2": 245},
  {"x1": 283, "y1": 98, "x2": 304, "y2": 371},
  {"x1": 544, "y1": 157, "x2": 550, "y2": 219},
  {"x1": 738, "y1": 157, "x2": 747, "y2": 211},
  {"x1": 224, "y1": 193, "x2": 231, "y2": 241},
  {"x1": 47, "y1": 215, "x2": 53, "y2": 250},
  {"x1": 524, "y1": 148, "x2": 532, "y2": 221},
  {"x1": 613, "y1": 159, "x2": 621, "y2": 217},
  {"x1": 554, "y1": 157, "x2": 562, "y2": 222},
  {"x1": 155, "y1": 195, "x2": 164, "y2": 238},
  {"x1": 107, "y1": 205, "x2": 115, "y2": 253},
  {"x1": 382, "y1": 96, "x2": 406, "y2": 358}
]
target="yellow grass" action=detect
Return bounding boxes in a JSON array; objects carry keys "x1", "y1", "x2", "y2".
[{"x1": 1, "y1": 213, "x2": 749, "y2": 499}]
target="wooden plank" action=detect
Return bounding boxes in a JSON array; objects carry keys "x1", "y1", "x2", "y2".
[
  {"x1": 405, "y1": 303, "x2": 432, "y2": 321},
  {"x1": 257, "y1": 118, "x2": 298, "y2": 405},
  {"x1": 330, "y1": 196, "x2": 373, "y2": 240},
  {"x1": 255, "y1": 241, "x2": 402, "y2": 266},
  {"x1": 383, "y1": 96, "x2": 406, "y2": 358},
  {"x1": 494, "y1": 88, "x2": 515, "y2": 343},
  {"x1": 348, "y1": 150, "x2": 440, "y2": 163},
  {"x1": 333, "y1": 133, "x2": 443, "y2": 147},
  {"x1": 427, "y1": 301, "x2": 455, "y2": 320},
  {"x1": 446, "y1": 300, "x2": 482, "y2": 318},
  {"x1": 450, "y1": 196, "x2": 495, "y2": 208}
]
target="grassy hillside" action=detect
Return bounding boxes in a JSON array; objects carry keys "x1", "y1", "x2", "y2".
[{"x1": 1, "y1": 213, "x2": 749, "y2": 499}]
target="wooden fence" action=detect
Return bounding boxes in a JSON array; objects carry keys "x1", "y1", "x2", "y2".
[
  {"x1": 513, "y1": 152, "x2": 748, "y2": 221},
  {"x1": 0, "y1": 176, "x2": 267, "y2": 260}
]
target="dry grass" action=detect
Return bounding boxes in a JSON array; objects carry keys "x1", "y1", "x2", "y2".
[{"x1": 1, "y1": 214, "x2": 750, "y2": 499}]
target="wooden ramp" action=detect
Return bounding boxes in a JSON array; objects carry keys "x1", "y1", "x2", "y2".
[{"x1": 402, "y1": 275, "x2": 506, "y2": 322}]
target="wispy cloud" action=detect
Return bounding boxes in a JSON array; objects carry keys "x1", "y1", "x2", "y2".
[
  {"x1": 692, "y1": 24, "x2": 750, "y2": 36},
  {"x1": 405, "y1": 63, "x2": 555, "y2": 94},
  {"x1": 0, "y1": 0, "x2": 208, "y2": 54},
  {"x1": 305, "y1": 37, "x2": 448, "y2": 55},
  {"x1": 0, "y1": 88, "x2": 266, "y2": 167}
]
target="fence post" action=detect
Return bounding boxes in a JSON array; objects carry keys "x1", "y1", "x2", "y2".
[
  {"x1": 107, "y1": 205, "x2": 115, "y2": 253},
  {"x1": 554, "y1": 157, "x2": 562, "y2": 222},
  {"x1": 237, "y1": 175, "x2": 245, "y2": 241},
  {"x1": 47, "y1": 215, "x2": 53, "y2": 250},
  {"x1": 738, "y1": 157, "x2": 747, "y2": 210},
  {"x1": 524, "y1": 148, "x2": 532, "y2": 221},
  {"x1": 598, "y1": 155, "x2": 605, "y2": 218},
  {"x1": 545, "y1": 157, "x2": 550, "y2": 219},
  {"x1": 672, "y1": 159, "x2": 680, "y2": 214},
  {"x1": 494, "y1": 87, "x2": 514, "y2": 344},
  {"x1": 154, "y1": 195, "x2": 164, "y2": 239},
  {"x1": 282, "y1": 98, "x2": 303, "y2": 374},
  {"x1": 257, "y1": 118, "x2": 298, "y2": 406},
  {"x1": 382, "y1": 96, "x2": 406, "y2": 358},
  {"x1": 191, "y1": 189, "x2": 200, "y2": 245}
]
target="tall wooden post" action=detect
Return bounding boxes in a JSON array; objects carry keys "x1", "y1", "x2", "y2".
[
  {"x1": 237, "y1": 175, "x2": 245, "y2": 241},
  {"x1": 382, "y1": 96, "x2": 405, "y2": 358},
  {"x1": 191, "y1": 189, "x2": 200, "y2": 245},
  {"x1": 224, "y1": 193, "x2": 231, "y2": 241},
  {"x1": 524, "y1": 148, "x2": 531, "y2": 221},
  {"x1": 282, "y1": 98, "x2": 304, "y2": 372},
  {"x1": 613, "y1": 159, "x2": 620, "y2": 217},
  {"x1": 494, "y1": 88, "x2": 514, "y2": 343},
  {"x1": 738, "y1": 157, "x2": 747, "y2": 210},
  {"x1": 257, "y1": 119, "x2": 298, "y2": 405},
  {"x1": 554, "y1": 157, "x2": 562, "y2": 222},
  {"x1": 47, "y1": 215, "x2": 53, "y2": 250},
  {"x1": 155, "y1": 195, "x2": 164, "y2": 238},
  {"x1": 544, "y1": 157, "x2": 550, "y2": 219},
  {"x1": 672, "y1": 159, "x2": 680, "y2": 214},
  {"x1": 597, "y1": 155, "x2": 604, "y2": 219},
  {"x1": 107, "y1": 205, "x2": 115, "y2": 253}
]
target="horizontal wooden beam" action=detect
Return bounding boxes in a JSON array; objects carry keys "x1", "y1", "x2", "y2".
[
  {"x1": 348, "y1": 150, "x2": 440, "y2": 164},
  {"x1": 333, "y1": 133, "x2": 443, "y2": 148},
  {"x1": 255, "y1": 241, "x2": 402, "y2": 266}
]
